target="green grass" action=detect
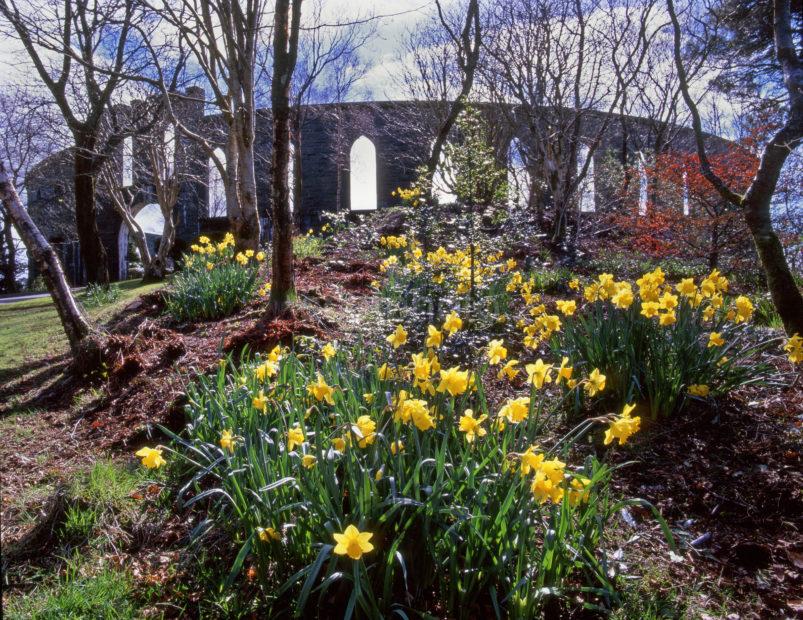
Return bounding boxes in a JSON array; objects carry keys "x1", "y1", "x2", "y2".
[
  {"x1": 4, "y1": 556, "x2": 138, "y2": 620},
  {"x1": 0, "y1": 279, "x2": 163, "y2": 373}
]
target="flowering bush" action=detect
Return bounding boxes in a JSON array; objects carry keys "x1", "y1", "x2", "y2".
[
  {"x1": 165, "y1": 233, "x2": 265, "y2": 321},
  {"x1": 151, "y1": 334, "x2": 671, "y2": 617},
  {"x1": 552, "y1": 268, "x2": 777, "y2": 417}
]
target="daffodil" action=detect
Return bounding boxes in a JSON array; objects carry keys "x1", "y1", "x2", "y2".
[
  {"x1": 640, "y1": 301, "x2": 660, "y2": 318},
  {"x1": 220, "y1": 429, "x2": 235, "y2": 452},
  {"x1": 437, "y1": 367, "x2": 469, "y2": 397},
  {"x1": 353, "y1": 415, "x2": 377, "y2": 448},
  {"x1": 135, "y1": 447, "x2": 166, "y2": 469},
  {"x1": 333, "y1": 525, "x2": 375, "y2": 560},
  {"x1": 390, "y1": 440, "x2": 404, "y2": 455},
  {"x1": 458, "y1": 409, "x2": 488, "y2": 443},
  {"x1": 676, "y1": 278, "x2": 697, "y2": 297},
  {"x1": 486, "y1": 339, "x2": 507, "y2": 365},
  {"x1": 585, "y1": 368, "x2": 606, "y2": 396},
  {"x1": 688, "y1": 384, "x2": 710, "y2": 397},
  {"x1": 519, "y1": 445, "x2": 544, "y2": 475},
  {"x1": 252, "y1": 390, "x2": 268, "y2": 413},
  {"x1": 386, "y1": 324, "x2": 408, "y2": 349},
  {"x1": 568, "y1": 278, "x2": 580, "y2": 290},
  {"x1": 258, "y1": 526, "x2": 281, "y2": 542},
  {"x1": 321, "y1": 342, "x2": 336, "y2": 361},
  {"x1": 307, "y1": 373, "x2": 335, "y2": 405},
  {"x1": 255, "y1": 360, "x2": 278, "y2": 381},
  {"x1": 287, "y1": 425, "x2": 305, "y2": 451},
  {"x1": 659, "y1": 311, "x2": 676, "y2": 326},
  {"x1": 525, "y1": 359, "x2": 553, "y2": 389},
  {"x1": 531, "y1": 469, "x2": 565, "y2": 505},
  {"x1": 301, "y1": 454, "x2": 317, "y2": 469},
  {"x1": 442, "y1": 310, "x2": 463, "y2": 335},
  {"x1": 708, "y1": 332, "x2": 725, "y2": 348},
  {"x1": 733, "y1": 296, "x2": 754, "y2": 323},
  {"x1": 784, "y1": 333, "x2": 803, "y2": 363},
  {"x1": 426, "y1": 325, "x2": 443, "y2": 348},
  {"x1": 555, "y1": 299, "x2": 577, "y2": 316},
  {"x1": 604, "y1": 403, "x2": 641, "y2": 446},
  {"x1": 556, "y1": 356, "x2": 573, "y2": 383},
  {"x1": 498, "y1": 397, "x2": 531, "y2": 423},
  {"x1": 497, "y1": 359, "x2": 520, "y2": 381},
  {"x1": 568, "y1": 477, "x2": 592, "y2": 506}
]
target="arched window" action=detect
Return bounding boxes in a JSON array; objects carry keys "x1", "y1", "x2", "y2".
[
  {"x1": 349, "y1": 136, "x2": 377, "y2": 211},
  {"x1": 682, "y1": 169, "x2": 690, "y2": 216},
  {"x1": 577, "y1": 144, "x2": 596, "y2": 213},
  {"x1": 637, "y1": 152, "x2": 648, "y2": 216},
  {"x1": 163, "y1": 126, "x2": 176, "y2": 178},
  {"x1": 117, "y1": 204, "x2": 165, "y2": 280},
  {"x1": 208, "y1": 149, "x2": 226, "y2": 217},
  {"x1": 508, "y1": 138, "x2": 530, "y2": 209},
  {"x1": 122, "y1": 136, "x2": 133, "y2": 186},
  {"x1": 136, "y1": 203, "x2": 165, "y2": 235},
  {"x1": 432, "y1": 142, "x2": 457, "y2": 205}
]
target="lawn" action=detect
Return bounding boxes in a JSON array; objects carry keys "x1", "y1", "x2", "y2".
[{"x1": 0, "y1": 280, "x2": 164, "y2": 373}]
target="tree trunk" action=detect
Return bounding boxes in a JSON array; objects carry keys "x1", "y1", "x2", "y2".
[
  {"x1": 234, "y1": 117, "x2": 261, "y2": 250},
  {"x1": 74, "y1": 141, "x2": 110, "y2": 285},
  {"x1": 268, "y1": 0, "x2": 301, "y2": 316},
  {"x1": 291, "y1": 109, "x2": 303, "y2": 228},
  {"x1": 0, "y1": 163, "x2": 98, "y2": 361},
  {"x1": 1, "y1": 206, "x2": 18, "y2": 293},
  {"x1": 143, "y1": 212, "x2": 175, "y2": 282}
]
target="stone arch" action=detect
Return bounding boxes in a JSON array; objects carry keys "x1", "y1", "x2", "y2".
[
  {"x1": 117, "y1": 203, "x2": 165, "y2": 280},
  {"x1": 508, "y1": 138, "x2": 530, "y2": 209},
  {"x1": 577, "y1": 143, "x2": 596, "y2": 213},
  {"x1": 208, "y1": 148, "x2": 226, "y2": 217},
  {"x1": 349, "y1": 135, "x2": 378, "y2": 211}
]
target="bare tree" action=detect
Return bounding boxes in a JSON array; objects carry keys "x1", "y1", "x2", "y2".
[
  {"x1": 148, "y1": 0, "x2": 270, "y2": 251},
  {"x1": 667, "y1": 0, "x2": 803, "y2": 336},
  {"x1": 483, "y1": 0, "x2": 654, "y2": 252},
  {"x1": 0, "y1": 162, "x2": 98, "y2": 362},
  {"x1": 98, "y1": 117, "x2": 182, "y2": 281},
  {"x1": 269, "y1": 0, "x2": 303, "y2": 315},
  {"x1": 0, "y1": 0, "x2": 165, "y2": 284}
]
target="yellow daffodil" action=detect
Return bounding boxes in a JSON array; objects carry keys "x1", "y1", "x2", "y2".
[
  {"x1": 568, "y1": 278, "x2": 580, "y2": 290},
  {"x1": 390, "y1": 440, "x2": 404, "y2": 455},
  {"x1": 525, "y1": 359, "x2": 553, "y2": 389},
  {"x1": 437, "y1": 367, "x2": 469, "y2": 397},
  {"x1": 568, "y1": 477, "x2": 592, "y2": 506},
  {"x1": 604, "y1": 403, "x2": 641, "y2": 446},
  {"x1": 442, "y1": 311, "x2": 463, "y2": 335},
  {"x1": 585, "y1": 368, "x2": 606, "y2": 396},
  {"x1": 321, "y1": 342, "x2": 336, "y2": 361},
  {"x1": 497, "y1": 359, "x2": 520, "y2": 381},
  {"x1": 333, "y1": 525, "x2": 375, "y2": 560},
  {"x1": 220, "y1": 429, "x2": 235, "y2": 452},
  {"x1": 784, "y1": 333, "x2": 803, "y2": 363},
  {"x1": 258, "y1": 526, "x2": 281, "y2": 542},
  {"x1": 708, "y1": 332, "x2": 725, "y2": 348},
  {"x1": 486, "y1": 339, "x2": 507, "y2": 365},
  {"x1": 531, "y1": 468, "x2": 565, "y2": 504},
  {"x1": 557, "y1": 357, "x2": 573, "y2": 383},
  {"x1": 676, "y1": 278, "x2": 697, "y2": 297},
  {"x1": 458, "y1": 409, "x2": 488, "y2": 443},
  {"x1": 499, "y1": 397, "x2": 531, "y2": 423},
  {"x1": 733, "y1": 296, "x2": 754, "y2": 323},
  {"x1": 363, "y1": 393, "x2": 375, "y2": 404},
  {"x1": 640, "y1": 301, "x2": 661, "y2": 318},
  {"x1": 252, "y1": 390, "x2": 268, "y2": 413},
  {"x1": 135, "y1": 446, "x2": 166, "y2": 469},
  {"x1": 386, "y1": 324, "x2": 408, "y2": 349},
  {"x1": 555, "y1": 299, "x2": 577, "y2": 316},
  {"x1": 255, "y1": 360, "x2": 278, "y2": 381},
  {"x1": 287, "y1": 425, "x2": 305, "y2": 451},
  {"x1": 426, "y1": 325, "x2": 443, "y2": 348},
  {"x1": 688, "y1": 384, "x2": 710, "y2": 397},
  {"x1": 353, "y1": 415, "x2": 377, "y2": 448},
  {"x1": 659, "y1": 311, "x2": 676, "y2": 326},
  {"x1": 307, "y1": 373, "x2": 335, "y2": 405},
  {"x1": 301, "y1": 454, "x2": 317, "y2": 469}
]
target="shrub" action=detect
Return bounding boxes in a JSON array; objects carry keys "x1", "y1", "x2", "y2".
[
  {"x1": 165, "y1": 233, "x2": 264, "y2": 322},
  {"x1": 553, "y1": 268, "x2": 777, "y2": 418},
  {"x1": 293, "y1": 232, "x2": 325, "y2": 259},
  {"x1": 153, "y1": 338, "x2": 671, "y2": 618}
]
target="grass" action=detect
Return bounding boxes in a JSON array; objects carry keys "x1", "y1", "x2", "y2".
[{"x1": 0, "y1": 279, "x2": 163, "y2": 373}]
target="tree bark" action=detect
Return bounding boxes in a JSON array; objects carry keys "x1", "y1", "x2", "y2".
[
  {"x1": 268, "y1": 0, "x2": 302, "y2": 316},
  {"x1": 0, "y1": 162, "x2": 96, "y2": 358},
  {"x1": 74, "y1": 138, "x2": 110, "y2": 285},
  {"x1": 1, "y1": 205, "x2": 18, "y2": 292},
  {"x1": 233, "y1": 114, "x2": 261, "y2": 251}
]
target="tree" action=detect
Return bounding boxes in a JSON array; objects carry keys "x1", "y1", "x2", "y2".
[
  {"x1": 0, "y1": 0, "x2": 161, "y2": 284},
  {"x1": 269, "y1": 0, "x2": 303, "y2": 315},
  {"x1": 0, "y1": 162, "x2": 97, "y2": 362},
  {"x1": 667, "y1": 0, "x2": 803, "y2": 336},
  {"x1": 149, "y1": 0, "x2": 270, "y2": 251},
  {"x1": 98, "y1": 116, "x2": 182, "y2": 281},
  {"x1": 483, "y1": 0, "x2": 654, "y2": 252}
]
